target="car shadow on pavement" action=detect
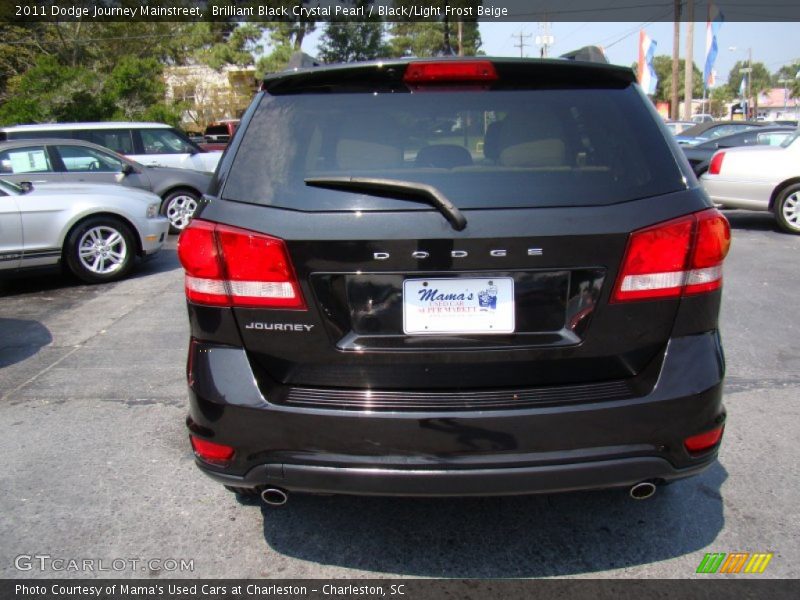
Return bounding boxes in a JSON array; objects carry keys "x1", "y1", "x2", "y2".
[
  {"x1": 723, "y1": 210, "x2": 781, "y2": 233},
  {"x1": 258, "y1": 462, "x2": 727, "y2": 577},
  {"x1": 0, "y1": 318, "x2": 52, "y2": 368}
]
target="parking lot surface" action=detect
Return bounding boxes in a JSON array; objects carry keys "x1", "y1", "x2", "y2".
[{"x1": 1, "y1": 210, "x2": 798, "y2": 579}]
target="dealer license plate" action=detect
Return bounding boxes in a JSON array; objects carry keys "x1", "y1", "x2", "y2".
[{"x1": 402, "y1": 277, "x2": 515, "y2": 335}]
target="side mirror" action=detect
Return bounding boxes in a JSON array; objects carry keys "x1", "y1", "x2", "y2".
[
  {"x1": 121, "y1": 163, "x2": 136, "y2": 176},
  {"x1": 19, "y1": 181, "x2": 33, "y2": 193}
]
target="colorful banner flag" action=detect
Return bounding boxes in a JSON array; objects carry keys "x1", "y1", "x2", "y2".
[
  {"x1": 704, "y1": 3, "x2": 724, "y2": 89},
  {"x1": 637, "y1": 30, "x2": 658, "y2": 95},
  {"x1": 739, "y1": 73, "x2": 747, "y2": 96}
]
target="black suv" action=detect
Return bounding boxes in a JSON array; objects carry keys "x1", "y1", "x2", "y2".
[{"x1": 178, "y1": 58, "x2": 730, "y2": 504}]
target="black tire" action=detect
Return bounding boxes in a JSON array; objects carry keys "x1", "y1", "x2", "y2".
[
  {"x1": 65, "y1": 216, "x2": 136, "y2": 283},
  {"x1": 774, "y1": 184, "x2": 800, "y2": 234},
  {"x1": 161, "y1": 189, "x2": 200, "y2": 234}
]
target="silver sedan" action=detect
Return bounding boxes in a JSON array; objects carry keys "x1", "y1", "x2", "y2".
[
  {"x1": 0, "y1": 179, "x2": 169, "y2": 282},
  {"x1": 701, "y1": 129, "x2": 800, "y2": 234}
]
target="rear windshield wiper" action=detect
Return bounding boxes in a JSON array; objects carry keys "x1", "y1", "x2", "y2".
[{"x1": 304, "y1": 177, "x2": 467, "y2": 231}]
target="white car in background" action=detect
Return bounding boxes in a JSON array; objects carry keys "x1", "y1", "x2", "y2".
[
  {"x1": 701, "y1": 129, "x2": 800, "y2": 234},
  {"x1": 0, "y1": 179, "x2": 169, "y2": 282},
  {"x1": 0, "y1": 122, "x2": 222, "y2": 173}
]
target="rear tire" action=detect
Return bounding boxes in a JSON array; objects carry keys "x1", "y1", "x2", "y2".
[
  {"x1": 775, "y1": 184, "x2": 800, "y2": 234},
  {"x1": 162, "y1": 189, "x2": 199, "y2": 234},
  {"x1": 65, "y1": 216, "x2": 136, "y2": 283}
]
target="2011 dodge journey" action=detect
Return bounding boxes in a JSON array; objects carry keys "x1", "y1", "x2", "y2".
[{"x1": 178, "y1": 56, "x2": 730, "y2": 505}]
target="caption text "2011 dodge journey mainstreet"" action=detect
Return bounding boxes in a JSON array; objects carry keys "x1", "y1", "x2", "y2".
[{"x1": 177, "y1": 56, "x2": 730, "y2": 506}]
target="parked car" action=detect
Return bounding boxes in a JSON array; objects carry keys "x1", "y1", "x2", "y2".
[
  {"x1": 675, "y1": 120, "x2": 765, "y2": 146},
  {"x1": 0, "y1": 122, "x2": 222, "y2": 173},
  {"x1": 665, "y1": 120, "x2": 695, "y2": 136},
  {"x1": 179, "y1": 57, "x2": 730, "y2": 504},
  {"x1": 691, "y1": 114, "x2": 714, "y2": 123},
  {"x1": 204, "y1": 120, "x2": 239, "y2": 143},
  {"x1": 701, "y1": 128, "x2": 800, "y2": 233},
  {"x1": 680, "y1": 126, "x2": 795, "y2": 176},
  {"x1": 0, "y1": 178, "x2": 168, "y2": 282},
  {"x1": 0, "y1": 139, "x2": 211, "y2": 232}
]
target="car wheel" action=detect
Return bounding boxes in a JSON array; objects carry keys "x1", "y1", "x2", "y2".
[
  {"x1": 162, "y1": 189, "x2": 199, "y2": 233},
  {"x1": 65, "y1": 216, "x2": 136, "y2": 283},
  {"x1": 775, "y1": 184, "x2": 800, "y2": 234}
]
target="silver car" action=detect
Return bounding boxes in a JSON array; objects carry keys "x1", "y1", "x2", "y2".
[
  {"x1": 0, "y1": 139, "x2": 211, "y2": 232},
  {"x1": 0, "y1": 179, "x2": 169, "y2": 283},
  {"x1": 701, "y1": 129, "x2": 800, "y2": 234}
]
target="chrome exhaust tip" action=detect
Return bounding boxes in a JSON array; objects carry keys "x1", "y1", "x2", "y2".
[
  {"x1": 629, "y1": 481, "x2": 657, "y2": 500},
  {"x1": 260, "y1": 487, "x2": 288, "y2": 506}
]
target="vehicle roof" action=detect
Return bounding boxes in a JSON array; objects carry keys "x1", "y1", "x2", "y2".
[
  {"x1": 0, "y1": 122, "x2": 173, "y2": 131},
  {"x1": 261, "y1": 56, "x2": 636, "y2": 94},
  {"x1": 680, "y1": 120, "x2": 764, "y2": 137}
]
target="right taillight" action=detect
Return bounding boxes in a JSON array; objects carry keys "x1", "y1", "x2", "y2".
[
  {"x1": 177, "y1": 219, "x2": 305, "y2": 309},
  {"x1": 613, "y1": 209, "x2": 730, "y2": 302},
  {"x1": 708, "y1": 151, "x2": 725, "y2": 175}
]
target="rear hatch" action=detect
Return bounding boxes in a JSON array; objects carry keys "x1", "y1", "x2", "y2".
[{"x1": 197, "y1": 59, "x2": 709, "y2": 400}]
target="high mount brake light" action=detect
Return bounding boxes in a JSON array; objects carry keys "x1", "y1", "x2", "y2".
[
  {"x1": 404, "y1": 60, "x2": 499, "y2": 84},
  {"x1": 612, "y1": 209, "x2": 731, "y2": 302},
  {"x1": 177, "y1": 220, "x2": 306, "y2": 309}
]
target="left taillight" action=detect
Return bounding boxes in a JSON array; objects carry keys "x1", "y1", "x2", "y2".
[
  {"x1": 177, "y1": 219, "x2": 305, "y2": 309},
  {"x1": 612, "y1": 209, "x2": 731, "y2": 302}
]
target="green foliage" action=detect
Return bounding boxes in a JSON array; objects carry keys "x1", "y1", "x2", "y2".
[
  {"x1": 388, "y1": 1, "x2": 482, "y2": 57},
  {"x1": 255, "y1": 44, "x2": 296, "y2": 77},
  {"x1": 0, "y1": 55, "x2": 110, "y2": 125},
  {"x1": 773, "y1": 62, "x2": 800, "y2": 97},
  {"x1": 644, "y1": 56, "x2": 703, "y2": 103},
  {"x1": 318, "y1": 3, "x2": 388, "y2": 64},
  {"x1": 727, "y1": 60, "x2": 772, "y2": 97}
]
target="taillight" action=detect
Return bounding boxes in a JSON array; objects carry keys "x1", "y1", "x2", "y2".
[
  {"x1": 612, "y1": 209, "x2": 730, "y2": 302},
  {"x1": 177, "y1": 219, "x2": 305, "y2": 309},
  {"x1": 684, "y1": 426, "x2": 724, "y2": 454},
  {"x1": 190, "y1": 435, "x2": 235, "y2": 465},
  {"x1": 708, "y1": 151, "x2": 725, "y2": 175},
  {"x1": 404, "y1": 60, "x2": 498, "y2": 84}
]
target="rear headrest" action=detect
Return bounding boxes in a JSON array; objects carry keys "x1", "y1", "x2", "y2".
[
  {"x1": 494, "y1": 109, "x2": 567, "y2": 167},
  {"x1": 415, "y1": 144, "x2": 473, "y2": 168}
]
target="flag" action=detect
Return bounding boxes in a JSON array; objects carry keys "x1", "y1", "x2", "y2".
[
  {"x1": 637, "y1": 30, "x2": 658, "y2": 95},
  {"x1": 739, "y1": 73, "x2": 747, "y2": 96},
  {"x1": 704, "y1": 3, "x2": 724, "y2": 89}
]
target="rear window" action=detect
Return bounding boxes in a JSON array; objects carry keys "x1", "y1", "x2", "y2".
[
  {"x1": 205, "y1": 125, "x2": 232, "y2": 136},
  {"x1": 223, "y1": 87, "x2": 685, "y2": 211}
]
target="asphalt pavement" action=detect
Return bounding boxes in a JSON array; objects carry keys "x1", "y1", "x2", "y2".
[{"x1": 0, "y1": 210, "x2": 798, "y2": 579}]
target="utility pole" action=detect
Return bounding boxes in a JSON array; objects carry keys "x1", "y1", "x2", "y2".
[
  {"x1": 536, "y1": 21, "x2": 555, "y2": 58},
  {"x1": 671, "y1": 0, "x2": 682, "y2": 120},
  {"x1": 512, "y1": 30, "x2": 533, "y2": 58},
  {"x1": 457, "y1": 21, "x2": 463, "y2": 56},
  {"x1": 684, "y1": 0, "x2": 695, "y2": 120}
]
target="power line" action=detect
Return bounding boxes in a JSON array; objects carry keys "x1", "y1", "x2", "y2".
[{"x1": 511, "y1": 30, "x2": 533, "y2": 58}]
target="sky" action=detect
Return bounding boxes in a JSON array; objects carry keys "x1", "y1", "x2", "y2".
[{"x1": 303, "y1": 22, "x2": 800, "y2": 87}]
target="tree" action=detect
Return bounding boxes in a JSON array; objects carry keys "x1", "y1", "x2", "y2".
[
  {"x1": 774, "y1": 61, "x2": 800, "y2": 98},
  {"x1": 0, "y1": 55, "x2": 111, "y2": 125},
  {"x1": 318, "y1": 3, "x2": 388, "y2": 63},
  {"x1": 634, "y1": 56, "x2": 703, "y2": 104},
  {"x1": 388, "y1": 1, "x2": 481, "y2": 57},
  {"x1": 727, "y1": 60, "x2": 772, "y2": 98}
]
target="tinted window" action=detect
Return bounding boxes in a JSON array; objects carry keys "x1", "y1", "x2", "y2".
[
  {"x1": 56, "y1": 145, "x2": 124, "y2": 172},
  {"x1": 757, "y1": 132, "x2": 791, "y2": 146},
  {"x1": 224, "y1": 87, "x2": 685, "y2": 210},
  {"x1": 141, "y1": 129, "x2": 196, "y2": 154},
  {"x1": 0, "y1": 146, "x2": 52, "y2": 174},
  {"x1": 81, "y1": 129, "x2": 135, "y2": 154}
]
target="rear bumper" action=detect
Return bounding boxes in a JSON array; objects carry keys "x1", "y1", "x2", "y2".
[
  {"x1": 197, "y1": 456, "x2": 714, "y2": 497},
  {"x1": 186, "y1": 331, "x2": 725, "y2": 497}
]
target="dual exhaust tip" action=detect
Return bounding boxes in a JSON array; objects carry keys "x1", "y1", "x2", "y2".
[{"x1": 258, "y1": 483, "x2": 657, "y2": 505}]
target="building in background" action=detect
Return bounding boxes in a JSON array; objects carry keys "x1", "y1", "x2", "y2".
[{"x1": 164, "y1": 64, "x2": 257, "y2": 133}]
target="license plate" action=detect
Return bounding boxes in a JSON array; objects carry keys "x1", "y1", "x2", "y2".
[{"x1": 403, "y1": 277, "x2": 515, "y2": 335}]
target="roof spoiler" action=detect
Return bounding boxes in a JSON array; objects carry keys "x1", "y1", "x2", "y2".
[{"x1": 559, "y1": 46, "x2": 608, "y2": 64}]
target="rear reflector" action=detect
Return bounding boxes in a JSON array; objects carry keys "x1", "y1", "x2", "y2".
[
  {"x1": 684, "y1": 426, "x2": 724, "y2": 453},
  {"x1": 190, "y1": 435, "x2": 235, "y2": 465},
  {"x1": 708, "y1": 151, "x2": 725, "y2": 175},
  {"x1": 404, "y1": 60, "x2": 498, "y2": 84},
  {"x1": 613, "y1": 209, "x2": 730, "y2": 302},
  {"x1": 178, "y1": 220, "x2": 305, "y2": 309}
]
